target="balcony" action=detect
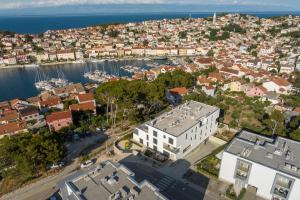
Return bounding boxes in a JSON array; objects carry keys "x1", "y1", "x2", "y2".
[
  {"x1": 237, "y1": 165, "x2": 250, "y2": 173},
  {"x1": 235, "y1": 171, "x2": 248, "y2": 181},
  {"x1": 163, "y1": 143, "x2": 180, "y2": 154},
  {"x1": 275, "y1": 180, "x2": 291, "y2": 189},
  {"x1": 273, "y1": 187, "x2": 289, "y2": 199},
  {"x1": 137, "y1": 124, "x2": 149, "y2": 132}
]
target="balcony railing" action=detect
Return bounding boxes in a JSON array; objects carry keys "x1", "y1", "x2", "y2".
[
  {"x1": 237, "y1": 165, "x2": 250, "y2": 173},
  {"x1": 235, "y1": 172, "x2": 248, "y2": 181},
  {"x1": 163, "y1": 143, "x2": 180, "y2": 154},
  {"x1": 273, "y1": 187, "x2": 289, "y2": 199}
]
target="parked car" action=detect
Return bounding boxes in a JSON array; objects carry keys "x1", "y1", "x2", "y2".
[
  {"x1": 49, "y1": 162, "x2": 65, "y2": 169},
  {"x1": 80, "y1": 160, "x2": 93, "y2": 168}
]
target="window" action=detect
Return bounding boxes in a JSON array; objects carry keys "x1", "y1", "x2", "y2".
[
  {"x1": 169, "y1": 137, "x2": 174, "y2": 145},
  {"x1": 139, "y1": 138, "x2": 144, "y2": 144},
  {"x1": 153, "y1": 130, "x2": 157, "y2": 137},
  {"x1": 163, "y1": 135, "x2": 166, "y2": 139},
  {"x1": 146, "y1": 135, "x2": 149, "y2": 140},
  {"x1": 153, "y1": 138, "x2": 157, "y2": 145},
  {"x1": 271, "y1": 174, "x2": 294, "y2": 199},
  {"x1": 186, "y1": 133, "x2": 187, "y2": 139},
  {"x1": 153, "y1": 145, "x2": 157, "y2": 151}
]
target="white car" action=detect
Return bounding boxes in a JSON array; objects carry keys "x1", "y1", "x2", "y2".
[
  {"x1": 80, "y1": 160, "x2": 93, "y2": 168},
  {"x1": 49, "y1": 162, "x2": 64, "y2": 169}
]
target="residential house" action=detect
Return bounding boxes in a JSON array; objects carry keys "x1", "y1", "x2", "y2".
[
  {"x1": 46, "y1": 110, "x2": 73, "y2": 132},
  {"x1": 0, "y1": 121, "x2": 28, "y2": 138}
]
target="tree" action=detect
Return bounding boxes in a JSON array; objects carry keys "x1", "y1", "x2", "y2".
[
  {"x1": 263, "y1": 110, "x2": 286, "y2": 136},
  {"x1": 0, "y1": 132, "x2": 66, "y2": 183},
  {"x1": 179, "y1": 31, "x2": 187, "y2": 39},
  {"x1": 290, "y1": 129, "x2": 300, "y2": 141},
  {"x1": 207, "y1": 50, "x2": 214, "y2": 57}
]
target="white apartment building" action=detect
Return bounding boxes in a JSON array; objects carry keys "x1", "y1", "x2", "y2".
[
  {"x1": 219, "y1": 130, "x2": 300, "y2": 200},
  {"x1": 133, "y1": 101, "x2": 220, "y2": 160}
]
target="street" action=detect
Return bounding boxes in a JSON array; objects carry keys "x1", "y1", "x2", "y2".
[{"x1": 0, "y1": 133, "x2": 108, "y2": 200}]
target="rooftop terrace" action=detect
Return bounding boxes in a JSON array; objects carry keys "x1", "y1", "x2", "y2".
[
  {"x1": 58, "y1": 161, "x2": 167, "y2": 200},
  {"x1": 146, "y1": 100, "x2": 219, "y2": 137},
  {"x1": 226, "y1": 130, "x2": 300, "y2": 179}
]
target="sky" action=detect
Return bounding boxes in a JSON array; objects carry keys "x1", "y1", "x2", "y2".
[{"x1": 0, "y1": 0, "x2": 299, "y2": 14}]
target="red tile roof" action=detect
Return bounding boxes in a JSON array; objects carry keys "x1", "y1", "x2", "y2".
[
  {"x1": 169, "y1": 87, "x2": 188, "y2": 95},
  {"x1": 40, "y1": 97, "x2": 62, "y2": 107},
  {"x1": 0, "y1": 121, "x2": 27, "y2": 136},
  {"x1": 69, "y1": 102, "x2": 96, "y2": 112},
  {"x1": 77, "y1": 93, "x2": 94, "y2": 103},
  {"x1": 46, "y1": 111, "x2": 72, "y2": 124},
  {"x1": 270, "y1": 77, "x2": 291, "y2": 87}
]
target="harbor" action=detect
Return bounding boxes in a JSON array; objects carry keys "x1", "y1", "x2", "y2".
[{"x1": 0, "y1": 58, "x2": 169, "y2": 101}]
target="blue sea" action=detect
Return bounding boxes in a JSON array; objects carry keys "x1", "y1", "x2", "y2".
[
  {"x1": 0, "y1": 12, "x2": 299, "y2": 34},
  {"x1": 0, "y1": 12, "x2": 299, "y2": 101}
]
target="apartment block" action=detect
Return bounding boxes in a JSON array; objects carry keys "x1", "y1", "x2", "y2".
[
  {"x1": 58, "y1": 161, "x2": 167, "y2": 200},
  {"x1": 133, "y1": 101, "x2": 220, "y2": 160},
  {"x1": 219, "y1": 130, "x2": 300, "y2": 200}
]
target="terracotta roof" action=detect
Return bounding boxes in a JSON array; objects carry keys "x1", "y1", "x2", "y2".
[
  {"x1": 0, "y1": 121, "x2": 27, "y2": 135},
  {"x1": 40, "y1": 97, "x2": 62, "y2": 107},
  {"x1": 197, "y1": 57, "x2": 213, "y2": 64},
  {"x1": 197, "y1": 76, "x2": 212, "y2": 84},
  {"x1": 293, "y1": 107, "x2": 300, "y2": 113},
  {"x1": 258, "y1": 85, "x2": 267, "y2": 92},
  {"x1": 204, "y1": 85, "x2": 215, "y2": 90},
  {"x1": 77, "y1": 93, "x2": 94, "y2": 103},
  {"x1": 220, "y1": 67, "x2": 239, "y2": 75},
  {"x1": 270, "y1": 77, "x2": 291, "y2": 87},
  {"x1": 69, "y1": 102, "x2": 96, "y2": 112},
  {"x1": 0, "y1": 110, "x2": 19, "y2": 122},
  {"x1": 46, "y1": 111, "x2": 72, "y2": 124},
  {"x1": 169, "y1": 87, "x2": 188, "y2": 95},
  {"x1": 26, "y1": 96, "x2": 41, "y2": 104}
]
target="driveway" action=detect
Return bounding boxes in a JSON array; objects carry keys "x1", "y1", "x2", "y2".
[
  {"x1": 158, "y1": 139, "x2": 222, "y2": 179},
  {"x1": 120, "y1": 161, "x2": 217, "y2": 200}
]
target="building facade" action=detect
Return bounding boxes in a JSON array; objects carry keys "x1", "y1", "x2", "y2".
[
  {"x1": 219, "y1": 130, "x2": 300, "y2": 200},
  {"x1": 133, "y1": 101, "x2": 220, "y2": 160}
]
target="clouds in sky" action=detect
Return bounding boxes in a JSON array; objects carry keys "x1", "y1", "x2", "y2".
[{"x1": 0, "y1": 0, "x2": 299, "y2": 9}]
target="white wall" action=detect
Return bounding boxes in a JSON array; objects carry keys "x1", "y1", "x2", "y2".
[
  {"x1": 133, "y1": 109, "x2": 220, "y2": 160},
  {"x1": 219, "y1": 152, "x2": 300, "y2": 200}
]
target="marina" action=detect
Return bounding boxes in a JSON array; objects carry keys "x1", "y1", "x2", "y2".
[{"x1": 0, "y1": 59, "x2": 169, "y2": 101}]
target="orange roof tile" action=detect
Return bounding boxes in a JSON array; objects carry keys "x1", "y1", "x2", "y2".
[
  {"x1": 0, "y1": 121, "x2": 27, "y2": 135},
  {"x1": 69, "y1": 102, "x2": 96, "y2": 112},
  {"x1": 169, "y1": 87, "x2": 188, "y2": 95},
  {"x1": 77, "y1": 93, "x2": 94, "y2": 103},
  {"x1": 46, "y1": 111, "x2": 72, "y2": 123}
]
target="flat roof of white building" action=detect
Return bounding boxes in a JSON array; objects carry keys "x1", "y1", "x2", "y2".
[
  {"x1": 58, "y1": 161, "x2": 167, "y2": 200},
  {"x1": 226, "y1": 130, "x2": 300, "y2": 179},
  {"x1": 146, "y1": 100, "x2": 219, "y2": 137}
]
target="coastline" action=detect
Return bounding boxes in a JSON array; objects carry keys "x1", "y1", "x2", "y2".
[{"x1": 0, "y1": 56, "x2": 172, "y2": 70}]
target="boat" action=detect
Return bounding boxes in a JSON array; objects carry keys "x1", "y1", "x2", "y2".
[
  {"x1": 84, "y1": 67, "x2": 117, "y2": 83},
  {"x1": 34, "y1": 69, "x2": 70, "y2": 91},
  {"x1": 73, "y1": 60, "x2": 85, "y2": 64},
  {"x1": 24, "y1": 64, "x2": 39, "y2": 68}
]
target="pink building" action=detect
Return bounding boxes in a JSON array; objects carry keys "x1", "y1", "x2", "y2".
[
  {"x1": 46, "y1": 110, "x2": 73, "y2": 132},
  {"x1": 245, "y1": 85, "x2": 266, "y2": 97}
]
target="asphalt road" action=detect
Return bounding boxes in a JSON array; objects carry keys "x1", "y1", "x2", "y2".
[
  {"x1": 120, "y1": 161, "x2": 220, "y2": 200},
  {"x1": 0, "y1": 134, "x2": 107, "y2": 200}
]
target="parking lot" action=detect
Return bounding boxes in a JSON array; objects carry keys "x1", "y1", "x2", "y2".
[{"x1": 120, "y1": 160, "x2": 209, "y2": 200}]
